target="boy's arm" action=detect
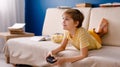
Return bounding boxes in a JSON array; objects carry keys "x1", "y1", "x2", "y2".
[
  {"x1": 66, "y1": 46, "x2": 88, "y2": 63},
  {"x1": 53, "y1": 46, "x2": 88, "y2": 65},
  {"x1": 51, "y1": 38, "x2": 68, "y2": 55}
]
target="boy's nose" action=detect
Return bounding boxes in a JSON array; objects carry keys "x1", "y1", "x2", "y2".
[{"x1": 62, "y1": 20, "x2": 66, "y2": 23}]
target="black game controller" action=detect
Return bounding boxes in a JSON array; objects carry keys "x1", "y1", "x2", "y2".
[{"x1": 46, "y1": 55, "x2": 57, "y2": 64}]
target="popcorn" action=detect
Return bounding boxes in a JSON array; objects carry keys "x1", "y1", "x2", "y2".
[{"x1": 51, "y1": 33, "x2": 63, "y2": 43}]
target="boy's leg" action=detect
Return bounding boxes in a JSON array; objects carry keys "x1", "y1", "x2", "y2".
[{"x1": 97, "y1": 18, "x2": 108, "y2": 37}]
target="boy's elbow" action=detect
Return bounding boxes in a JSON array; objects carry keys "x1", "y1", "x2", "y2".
[
  {"x1": 84, "y1": 54, "x2": 88, "y2": 58},
  {"x1": 81, "y1": 54, "x2": 88, "y2": 58}
]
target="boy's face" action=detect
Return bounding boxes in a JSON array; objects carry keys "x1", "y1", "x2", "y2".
[{"x1": 62, "y1": 14, "x2": 78, "y2": 30}]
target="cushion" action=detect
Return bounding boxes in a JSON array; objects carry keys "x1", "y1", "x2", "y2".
[
  {"x1": 42, "y1": 8, "x2": 91, "y2": 36},
  {"x1": 88, "y1": 7, "x2": 120, "y2": 46}
]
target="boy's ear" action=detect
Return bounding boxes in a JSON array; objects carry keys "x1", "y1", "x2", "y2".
[{"x1": 75, "y1": 21, "x2": 79, "y2": 27}]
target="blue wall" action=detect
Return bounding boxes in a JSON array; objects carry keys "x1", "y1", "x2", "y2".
[{"x1": 25, "y1": 0, "x2": 120, "y2": 35}]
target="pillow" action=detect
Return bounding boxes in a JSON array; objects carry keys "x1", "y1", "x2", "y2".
[
  {"x1": 42, "y1": 8, "x2": 91, "y2": 36},
  {"x1": 89, "y1": 7, "x2": 120, "y2": 46}
]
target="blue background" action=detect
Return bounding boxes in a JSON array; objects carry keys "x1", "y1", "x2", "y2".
[{"x1": 25, "y1": 0, "x2": 120, "y2": 35}]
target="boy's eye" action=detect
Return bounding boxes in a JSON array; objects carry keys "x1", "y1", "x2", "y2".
[
  {"x1": 64, "y1": 18, "x2": 69, "y2": 20},
  {"x1": 65, "y1": 18, "x2": 68, "y2": 20}
]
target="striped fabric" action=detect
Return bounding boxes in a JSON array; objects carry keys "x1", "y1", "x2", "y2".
[{"x1": 64, "y1": 27, "x2": 102, "y2": 50}]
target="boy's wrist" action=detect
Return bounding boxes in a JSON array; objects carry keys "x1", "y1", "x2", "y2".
[{"x1": 51, "y1": 51, "x2": 56, "y2": 56}]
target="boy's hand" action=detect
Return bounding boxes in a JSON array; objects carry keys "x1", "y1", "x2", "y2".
[
  {"x1": 46, "y1": 55, "x2": 57, "y2": 64},
  {"x1": 46, "y1": 51, "x2": 57, "y2": 64},
  {"x1": 46, "y1": 51, "x2": 52, "y2": 57},
  {"x1": 53, "y1": 57, "x2": 67, "y2": 65}
]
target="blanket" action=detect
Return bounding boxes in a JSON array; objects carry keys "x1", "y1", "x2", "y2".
[{"x1": 3, "y1": 36, "x2": 120, "y2": 67}]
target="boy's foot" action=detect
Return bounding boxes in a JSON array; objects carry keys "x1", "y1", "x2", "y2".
[{"x1": 97, "y1": 18, "x2": 108, "y2": 37}]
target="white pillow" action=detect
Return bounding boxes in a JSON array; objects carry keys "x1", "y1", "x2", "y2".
[
  {"x1": 42, "y1": 8, "x2": 91, "y2": 36},
  {"x1": 89, "y1": 7, "x2": 120, "y2": 46}
]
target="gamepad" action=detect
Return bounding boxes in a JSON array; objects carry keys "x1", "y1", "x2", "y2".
[{"x1": 46, "y1": 55, "x2": 57, "y2": 63}]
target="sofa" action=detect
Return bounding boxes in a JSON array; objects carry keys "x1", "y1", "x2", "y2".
[{"x1": 4, "y1": 7, "x2": 120, "y2": 67}]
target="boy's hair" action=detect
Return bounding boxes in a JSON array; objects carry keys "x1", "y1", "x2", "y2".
[{"x1": 64, "y1": 9, "x2": 84, "y2": 28}]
